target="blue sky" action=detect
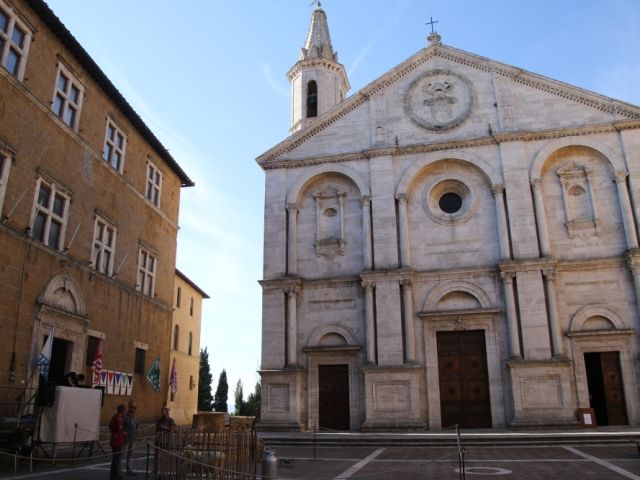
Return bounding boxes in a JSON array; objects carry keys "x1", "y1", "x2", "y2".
[{"x1": 46, "y1": 0, "x2": 639, "y2": 402}]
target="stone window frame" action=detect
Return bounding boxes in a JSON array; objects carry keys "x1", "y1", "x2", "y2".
[
  {"x1": 313, "y1": 186, "x2": 347, "y2": 259},
  {"x1": 557, "y1": 163, "x2": 600, "y2": 238},
  {"x1": 136, "y1": 244, "x2": 157, "y2": 297},
  {"x1": 102, "y1": 118, "x2": 127, "y2": 173},
  {"x1": 0, "y1": 0, "x2": 32, "y2": 80},
  {"x1": 29, "y1": 175, "x2": 71, "y2": 251},
  {"x1": 133, "y1": 341, "x2": 148, "y2": 376},
  {"x1": 173, "y1": 325, "x2": 179, "y2": 351},
  {"x1": 0, "y1": 149, "x2": 11, "y2": 216},
  {"x1": 51, "y1": 62, "x2": 84, "y2": 131},
  {"x1": 91, "y1": 213, "x2": 117, "y2": 276},
  {"x1": 422, "y1": 174, "x2": 478, "y2": 225},
  {"x1": 145, "y1": 160, "x2": 162, "y2": 207}
]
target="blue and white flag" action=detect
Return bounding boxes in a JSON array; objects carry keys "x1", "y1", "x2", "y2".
[{"x1": 36, "y1": 325, "x2": 55, "y2": 379}]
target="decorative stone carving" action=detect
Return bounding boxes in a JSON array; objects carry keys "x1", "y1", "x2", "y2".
[
  {"x1": 556, "y1": 163, "x2": 600, "y2": 239},
  {"x1": 404, "y1": 69, "x2": 474, "y2": 132},
  {"x1": 313, "y1": 186, "x2": 347, "y2": 259}
]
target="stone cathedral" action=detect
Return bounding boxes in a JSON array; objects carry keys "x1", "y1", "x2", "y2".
[{"x1": 257, "y1": 5, "x2": 640, "y2": 431}]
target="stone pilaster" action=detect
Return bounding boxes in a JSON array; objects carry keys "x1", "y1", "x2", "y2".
[
  {"x1": 530, "y1": 178, "x2": 551, "y2": 257},
  {"x1": 499, "y1": 268, "x2": 521, "y2": 359},
  {"x1": 493, "y1": 184, "x2": 511, "y2": 260},
  {"x1": 363, "y1": 280, "x2": 376, "y2": 364},
  {"x1": 614, "y1": 172, "x2": 639, "y2": 249},
  {"x1": 361, "y1": 196, "x2": 373, "y2": 270},
  {"x1": 396, "y1": 193, "x2": 411, "y2": 267},
  {"x1": 286, "y1": 203, "x2": 299, "y2": 275},
  {"x1": 400, "y1": 279, "x2": 416, "y2": 363},
  {"x1": 541, "y1": 264, "x2": 564, "y2": 357}
]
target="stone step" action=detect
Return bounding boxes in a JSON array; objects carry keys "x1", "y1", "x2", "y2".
[{"x1": 260, "y1": 430, "x2": 640, "y2": 447}]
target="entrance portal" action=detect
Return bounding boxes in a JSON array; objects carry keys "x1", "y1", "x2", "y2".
[
  {"x1": 437, "y1": 330, "x2": 491, "y2": 428},
  {"x1": 584, "y1": 351, "x2": 627, "y2": 426},
  {"x1": 50, "y1": 337, "x2": 71, "y2": 386},
  {"x1": 318, "y1": 364, "x2": 349, "y2": 430}
]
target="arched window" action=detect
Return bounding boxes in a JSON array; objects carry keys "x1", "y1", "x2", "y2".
[
  {"x1": 176, "y1": 286, "x2": 182, "y2": 308},
  {"x1": 306, "y1": 81, "x2": 318, "y2": 118},
  {"x1": 188, "y1": 332, "x2": 193, "y2": 356},
  {"x1": 173, "y1": 325, "x2": 179, "y2": 351},
  {"x1": 190, "y1": 297, "x2": 194, "y2": 317}
]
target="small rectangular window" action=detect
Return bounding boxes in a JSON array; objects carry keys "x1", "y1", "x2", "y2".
[
  {"x1": 102, "y1": 120, "x2": 126, "y2": 172},
  {"x1": 0, "y1": 2, "x2": 31, "y2": 80},
  {"x1": 85, "y1": 335, "x2": 101, "y2": 368},
  {"x1": 134, "y1": 348, "x2": 145, "y2": 375},
  {"x1": 91, "y1": 215, "x2": 117, "y2": 276},
  {"x1": 145, "y1": 162, "x2": 162, "y2": 207},
  {"x1": 137, "y1": 246, "x2": 157, "y2": 296},
  {"x1": 52, "y1": 64, "x2": 83, "y2": 130},
  {"x1": 189, "y1": 297, "x2": 194, "y2": 317},
  {"x1": 30, "y1": 177, "x2": 70, "y2": 251}
]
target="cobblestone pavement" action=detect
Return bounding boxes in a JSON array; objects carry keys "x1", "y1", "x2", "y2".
[{"x1": 1, "y1": 443, "x2": 639, "y2": 479}]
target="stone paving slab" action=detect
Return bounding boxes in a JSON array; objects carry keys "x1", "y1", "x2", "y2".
[{"x1": 1, "y1": 443, "x2": 639, "y2": 479}]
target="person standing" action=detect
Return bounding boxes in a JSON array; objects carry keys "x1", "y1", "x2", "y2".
[
  {"x1": 155, "y1": 406, "x2": 176, "y2": 433},
  {"x1": 109, "y1": 404, "x2": 127, "y2": 480},
  {"x1": 123, "y1": 401, "x2": 139, "y2": 476}
]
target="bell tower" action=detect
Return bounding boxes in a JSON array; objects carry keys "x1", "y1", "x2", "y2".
[{"x1": 288, "y1": 2, "x2": 350, "y2": 134}]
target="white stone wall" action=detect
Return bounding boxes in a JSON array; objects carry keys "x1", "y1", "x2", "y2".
[{"x1": 258, "y1": 43, "x2": 640, "y2": 430}]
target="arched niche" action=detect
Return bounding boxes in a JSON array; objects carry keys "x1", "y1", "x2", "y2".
[
  {"x1": 569, "y1": 305, "x2": 626, "y2": 333},
  {"x1": 397, "y1": 151, "x2": 502, "y2": 196},
  {"x1": 306, "y1": 323, "x2": 358, "y2": 348},
  {"x1": 530, "y1": 137, "x2": 625, "y2": 182},
  {"x1": 39, "y1": 275, "x2": 87, "y2": 316},
  {"x1": 422, "y1": 281, "x2": 492, "y2": 312},
  {"x1": 287, "y1": 164, "x2": 370, "y2": 205}
]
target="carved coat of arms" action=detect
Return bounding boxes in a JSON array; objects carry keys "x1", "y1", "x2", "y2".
[{"x1": 404, "y1": 69, "x2": 474, "y2": 132}]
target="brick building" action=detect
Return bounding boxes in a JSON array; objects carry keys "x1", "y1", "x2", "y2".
[
  {"x1": 258, "y1": 5, "x2": 640, "y2": 430},
  {"x1": 168, "y1": 269, "x2": 209, "y2": 425},
  {"x1": 0, "y1": 0, "x2": 193, "y2": 422}
]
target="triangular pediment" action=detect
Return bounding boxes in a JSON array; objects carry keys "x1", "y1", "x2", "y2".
[{"x1": 257, "y1": 44, "x2": 640, "y2": 167}]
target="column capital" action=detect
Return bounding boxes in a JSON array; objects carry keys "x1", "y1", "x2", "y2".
[
  {"x1": 541, "y1": 266, "x2": 557, "y2": 280},
  {"x1": 492, "y1": 184, "x2": 505, "y2": 196},
  {"x1": 286, "y1": 202, "x2": 298, "y2": 213},
  {"x1": 625, "y1": 248, "x2": 640, "y2": 275},
  {"x1": 500, "y1": 270, "x2": 515, "y2": 283},
  {"x1": 614, "y1": 171, "x2": 629, "y2": 184},
  {"x1": 360, "y1": 195, "x2": 371, "y2": 206},
  {"x1": 361, "y1": 279, "x2": 376, "y2": 289},
  {"x1": 530, "y1": 177, "x2": 542, "y2": 190},
  {"x1": 400, "y1": 278, "x2": 413, "y2": 288},
  {"x1": 395, "y1": 193, "x2": 408, "y2": 203}
]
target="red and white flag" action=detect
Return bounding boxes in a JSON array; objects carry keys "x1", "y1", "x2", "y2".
[
  {"x1": 169, "y1": 357, "x2": 178, "y2": 395},
  {"x1": 92, "y1": 339, "x2": 104, "y2": 376}
]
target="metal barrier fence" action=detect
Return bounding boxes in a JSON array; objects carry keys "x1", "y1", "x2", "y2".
[
  {"x1": 0, "y1": 385, "x2": 37, "y2": 420},
  {"x1": 154, "y1": 428, "x2": 258, "y2": 479}
]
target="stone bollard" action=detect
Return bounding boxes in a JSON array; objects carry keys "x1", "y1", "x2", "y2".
[{"x1": 262, "y1": 447, "x2": 278, "y2": 479}]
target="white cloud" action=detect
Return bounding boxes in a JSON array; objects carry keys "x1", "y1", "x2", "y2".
[{"x1": 262, "y1": 62, "x2": 289, "y2": 98}]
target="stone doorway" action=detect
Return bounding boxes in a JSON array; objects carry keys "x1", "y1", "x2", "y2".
[
  {"x1": 437, "y1": 330, "x2": 491, "y2": 429},
  {"x1": 318, "y1": 364, "x2": 350, "y2": 430},
  {"x1": 584, "y1": 351, "x2": 628, "y2": 426},
  {"x1": 50, "y1": 337, "x2": 72, "y2": 386}
]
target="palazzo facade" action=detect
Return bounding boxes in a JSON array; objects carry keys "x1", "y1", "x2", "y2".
[{"x1": 257, "y1": 6, "x2": 640, "y2": 430}]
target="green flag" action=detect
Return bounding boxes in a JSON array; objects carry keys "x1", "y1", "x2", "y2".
[{"x1": 146, "y1": 356, "x2": 161, "y2": 394}]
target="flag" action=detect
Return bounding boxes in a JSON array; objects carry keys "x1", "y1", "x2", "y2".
[
  {"x1": 146, "y1": 356, "x2": 161, "y2": 394},
  {"x1": 36, "y1": 325, "x2": 55, "y2": 379},
  {"x1": 91, "y1": 338, "x2": 104, "y2": 375},
  {"x1": 169, "y1": 357, "x2": 178, "y2": 395}
]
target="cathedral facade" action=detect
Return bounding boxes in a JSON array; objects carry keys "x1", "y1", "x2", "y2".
[{"x1": 257, "y1": 5, "x2": 640, "y2": 430}]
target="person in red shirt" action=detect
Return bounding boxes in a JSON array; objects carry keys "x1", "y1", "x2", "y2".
[{"x1": 109, "y1": 404, "x2": 127, "y2": 480}]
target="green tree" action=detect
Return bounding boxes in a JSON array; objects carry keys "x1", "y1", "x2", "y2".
[
  {"x1": 234, "y1": 379, "x2": 245, "y2": 415},
  {"x1": 197, "y1": 348, "x2": 214, "y2": 411},
  {"x1": 245, "y1": 381, "x2": 261, "y2": 417},
  {"x1": 212, "y1": 369, "x2": 228, "y2": 412}
]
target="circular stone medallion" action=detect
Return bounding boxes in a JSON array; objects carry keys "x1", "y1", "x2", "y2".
[{"x1": 404, "y1": 69, "x2": 474, "y2": 132}]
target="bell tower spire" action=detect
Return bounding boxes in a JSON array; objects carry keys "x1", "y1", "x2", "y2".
[{"x1": 288, "y1": 3, "x2": 350, "y2": 134}]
